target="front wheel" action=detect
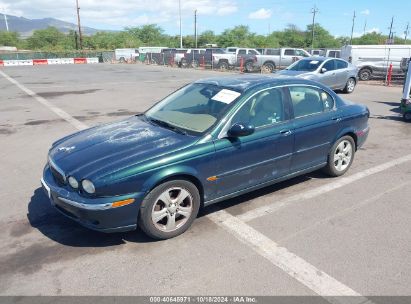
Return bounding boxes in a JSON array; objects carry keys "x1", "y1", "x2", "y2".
[
  {"x1": 404, "y1": 112, "x2": 411, "y2": 122},
  {"x1": 322, "y1": 136, "x2": 355, "y2": 177},
  {"x1": 343, "y1": 78, "x2": 356, "y2": 93},
  {"x1": 359, "y1": 68, "x2": 371, "y2": 81},
  {"x1": 244, "y1": 61, "x2": 254, "y2": 72},
  {"x1": 138, "y1": 180, "x2": 200, "y2": 240}
]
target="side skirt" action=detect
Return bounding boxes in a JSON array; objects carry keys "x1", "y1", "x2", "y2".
[{"x1": 203, "y1": 163, "x2": 327, "y2": 207}]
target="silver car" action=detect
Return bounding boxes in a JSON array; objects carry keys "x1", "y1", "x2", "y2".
[{"x1": 276, "y1": 57, "x2": 358, "y2": 93}]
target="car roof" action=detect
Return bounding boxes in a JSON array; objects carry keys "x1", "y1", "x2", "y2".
[{"x1": 194, "y1": 75, "x2": 328, "y2": 92}]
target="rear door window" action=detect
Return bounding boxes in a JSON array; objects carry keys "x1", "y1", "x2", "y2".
[
  {"x1": 288, "y1": 86, "x2": 334, "y2": 118},
  {"x1": 284, "y1": 49, "x2": 295, "y2": 56},
  {"x1": 336, "y1": 60, "x2": 348, "y2": 69},
  {"x1": 322, "y1": 60, "x2": 336, "y2": 71}
]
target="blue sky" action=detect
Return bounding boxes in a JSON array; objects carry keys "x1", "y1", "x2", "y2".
[{"x1": 1, "y1": 0, "x2": 410, "y2": 38}]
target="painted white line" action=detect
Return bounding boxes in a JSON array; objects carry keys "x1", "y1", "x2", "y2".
[
  {"x1": 238, "y1": 153, "x2": 411, "y2": 222},
  {"x1": 208, "y1": 210, "x2": 374, "y2": 304},
  {"x1": 0, "y1": 70, "x2": 88, "y2": 131},
  {"x1": 278, "y1": 180, "x2": 411, "y2": 243}
]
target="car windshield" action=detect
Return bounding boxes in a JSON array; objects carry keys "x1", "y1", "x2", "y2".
[
  {"x1": 145, "y1": 83, "x2": 242, "y2": 135},
  {"x1": 287, "y1": 59, "x2": 322, "y2": 71}
]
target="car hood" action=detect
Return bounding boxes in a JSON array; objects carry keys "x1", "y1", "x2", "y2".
[{"x1": 49, "y1": 116, "x2": 198, "y2": 180}]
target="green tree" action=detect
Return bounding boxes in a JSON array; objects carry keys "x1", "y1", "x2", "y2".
[
  {"x1": 0, "y1": 31, "x2": 20, "y2": 46},
  {"x1": 217, "y1": 25, "x2": 255, "y2": 47},
  {"x1": 27, "y1": 27, "x2": 67, "y2": 50},
  {"x1": 126, "y1": 24, "x2": 166, "y2": 45},
  {"x1": 352, "y1": 31, "x2": 386, "y2": 45},
  {"x1": 198, "y1": 30, "x2": 216, "y2": 47},
  {"x1": 306, "y1": 24, "x2": 340, "y2": 48}
]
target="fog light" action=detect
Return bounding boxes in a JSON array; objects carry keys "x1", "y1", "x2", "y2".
[
  {"x1": 82, "y1": 179, "x2": 95, "y2": 194},
  {"x1": 68, "y1": 176, "x2": 79, "y2": 189}
]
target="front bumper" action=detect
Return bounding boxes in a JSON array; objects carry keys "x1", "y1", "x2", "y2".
[{"x1": 41, "y1": 165, "x2": 144, "y2": 233}]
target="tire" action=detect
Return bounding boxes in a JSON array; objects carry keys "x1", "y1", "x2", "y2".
[
  {"x1": 322, "y1": 136, "x2": 355, "y2": 177},
  {"x1": 404, "y1": 112, "x2": 411, "y2": 122},
  {"x1": 359, "y1": 68, "x2": 372, "y2": 81},
  {"x1": 244, "y1": 61, "x2": 254, "y2": 73},
  {"x1": 191, "y1": 60, "x2": 199, "y2": 68},
  {"x1": 262, "y1": 62, "x2": 275, "y2": 73},
  {"x1": 138, "y1": 180, "x2": 200, "y2": 240},
  {"x1": 218, "y1": 61, "x2": 229, "y2": 71},
  {"x1": 119, "y1": 57, "x2": 125, "y2": 63},
  {"x1": 180, "y1": 58, "x2": 188, "y2": 68},
  {"x1": 343, "y1": 77, "x2": 356, "y2": 93}
]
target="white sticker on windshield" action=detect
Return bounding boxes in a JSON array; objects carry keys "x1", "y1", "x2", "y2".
[
  {"x1": 309, "y1": 60, "x2": 319, "y2": 64},
  {"x1": 212, "y1": 89, "x2": 241, "y2": 104}
]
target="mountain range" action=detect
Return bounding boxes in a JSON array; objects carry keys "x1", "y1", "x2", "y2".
[{"x1": 0, "y1": 14, "x2": 100, "y2": 37}]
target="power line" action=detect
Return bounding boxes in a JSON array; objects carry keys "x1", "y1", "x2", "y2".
[
  {"x1": 350, "y1": 11, "x2": 356, "y2": 45},
  {"x1": 310, "y1": 5, "x2": 318, "y2": 48}
]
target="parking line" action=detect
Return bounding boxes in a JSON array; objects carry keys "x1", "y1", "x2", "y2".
[
  {"x1": 0, "y1": 70, "x2": 88, "y2": 131},
  {"x1": 208, "y1": 210, "x2": 374, "y2": 304},
  {"x1": 238, "y1": 154, "x2": 411, "y2": 222}
]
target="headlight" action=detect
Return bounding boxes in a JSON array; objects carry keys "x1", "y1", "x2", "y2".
[
  {"x1": 82, "y1": 179, "x2": 95, "y2": 194},
  {"x1": 68, "y1": 176, "x2": 79, "y2": 189}
]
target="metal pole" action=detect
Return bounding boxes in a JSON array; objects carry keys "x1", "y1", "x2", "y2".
[
  {"x1": 310, "y1": 6, "x2": 318, "y2": 49},
  {"x1": 387, "y1": 16, "x2": 394, "y2": 44},
  {"x1": 405, "y1": 22, "x2": 409, "y2": 44},
  {"x1": 76, "y1": 0, "x2": 83, "y2": 49},
  {"x1": 350, "y1": 11, "x2": 356, "y2": 45},
  {"x1": 194, "y1": 9, "x2": 197, "y2": 48},
  {"x1": 179, "y1": 0, "x2": 182, "y2": 48},
  {"x1": 363, "y1": 19, "x2": 367, "y2": 36},
  {"x1": 3, "y1": 7, "x2": 9, "y2": 32}
]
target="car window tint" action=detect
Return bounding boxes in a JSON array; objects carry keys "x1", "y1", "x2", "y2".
[
  {"x1": 232, "y1": 88, "x2": 285, "y2": 128},
  {"x1": 248, "y1": 50, "x2": 258, "y2": 55},
  {"x1": 284, "y1": 49, "x2": 295, "y2": 56},
  {"x1": 266, "y1": 49, "x2": 280, "y2": 55},
  {"x1": 323, "y1": 60, "x2": 335, "y2": 71},
  {"x1": 336, "y1": 60, "x2": 348, "y2": 69},
  {"x1": 238, "y1": 49, "x2": 246, "y2": 55},
  {"x1": 289, "y1": 86, "x2": 325, "y2": 118}
]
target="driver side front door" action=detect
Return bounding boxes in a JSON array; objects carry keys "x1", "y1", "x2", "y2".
[{"x1": 210, "y1": 86, "x2": 294, "y2": 200}]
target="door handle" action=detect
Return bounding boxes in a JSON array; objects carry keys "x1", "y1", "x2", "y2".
[
  {"x1": 280, "y1": 130, "x2": 292, "y2": 136},
  {"x1": 332, "y1": 117, "x2": 342, "y2": 122}
]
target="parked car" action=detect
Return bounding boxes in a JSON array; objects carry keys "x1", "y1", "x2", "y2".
[
  {"x1": 276, "y1": 57, "x2": 358, "y2": 93},
  {"x1": 115, "y1": 48, "x2": 139, "y2": 62},
  {"x1": 178, "y1": 49, "x2": 206, "y2": 67},
  {"x1": 255, "y1": 48, "x2": 311, "y2": 73},
  {"x1": 147, "y1": 48, "x2": 187, "y2": 66},
  {"x1": 341, "y1": 44, "x2": 411, "y2": 80},
  {"x1": 41, "y1": 75, "x2": 369, "y2": 239}
]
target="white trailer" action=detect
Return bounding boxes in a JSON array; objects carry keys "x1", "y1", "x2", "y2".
[
  {"x1": 341, "y1": 44, "x2": 411, "y2": 80},
  {"x1": 114, "y1": 48, "x2": 140, "y2": 62}
]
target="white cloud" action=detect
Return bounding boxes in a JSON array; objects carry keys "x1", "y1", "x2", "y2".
[
  {"x1": 0, "y1": 0, "x2": 238, "y2": 28},
  {"x1": 248, "y1": 8, "x2": 272, "y2": 20},
  {"x1": 361, "y1": 9, "x2": 370, "y2": 16}
]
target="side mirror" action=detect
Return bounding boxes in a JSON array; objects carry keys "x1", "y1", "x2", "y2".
[
  {"x1": 227, "y1": 123, "x2": 255, "y2": 137},
  {"x1": 320, "y1": 68, "x2": 327, "y2": 73}
]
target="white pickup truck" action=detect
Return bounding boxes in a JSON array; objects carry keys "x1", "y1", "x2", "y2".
[{"x1": 255, "y1": 48, "x2": 310, "y2": 73}]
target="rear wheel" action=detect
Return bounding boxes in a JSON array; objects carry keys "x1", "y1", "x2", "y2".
[
  {"x1": 343, "y1": 77, "x2": 356, "y2": 93},
  {"x1": 218, "y1": 61, "x2": 229, "y2": 71},
  {"x1": 262, "y1": 62, "x2": 275, "y2": 73},
  {"x1": 119, "y1": 57, "x2": 125, "y2": 63},
  {"x1": 138, "y1": 180, "x2": 200, "y2": 240},
  {"x1": 359, "y1": 68, "x2": 372, "y2": 81},
  {"x1": 404, "y1": 112, "x2": 411, "y2": 122},
  {"x1": 323, "y1": 136, "x2": 355, "y2": 177}
]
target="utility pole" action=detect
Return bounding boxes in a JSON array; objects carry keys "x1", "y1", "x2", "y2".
[
  {"x1": 363, "y1": 19, "x2": 367, "y2": 36},
  {"x1": 194, "y1": 9, "x2": 197, "y2": 48},
  {"x1": 350, "y1": 11, "x2": 356, "y2": 45},
  {"x1": 404, "y1": 22, "x2": 409, "y2": 44},
  {"x1": 387, "y1": 16, "x2": 394, "y2": 44},
  {"x1": 310, "y1": 6, "x2": 318, "y2": 48},
  {"x1": 179, "y1": 0, "x2": 182, "y2": 48},
  {"x1": 76, "y1": 0, "x2": 83, "y2": 49},
  {"x1": 2, "y1": 7, "x2": 9, "y2": 32}
]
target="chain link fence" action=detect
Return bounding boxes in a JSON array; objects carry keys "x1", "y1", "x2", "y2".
[{"x1": 0, "y1": 51, "x2": 115, "y2": 62}]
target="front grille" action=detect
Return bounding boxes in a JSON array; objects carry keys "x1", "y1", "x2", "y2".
[{"x1": 49, "y1": 157, "x2": 66, "y2": 186}]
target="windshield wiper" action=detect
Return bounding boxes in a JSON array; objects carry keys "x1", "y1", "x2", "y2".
[{"x1": 146, "y1": 117, "x2": 188, "y2": 135}]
